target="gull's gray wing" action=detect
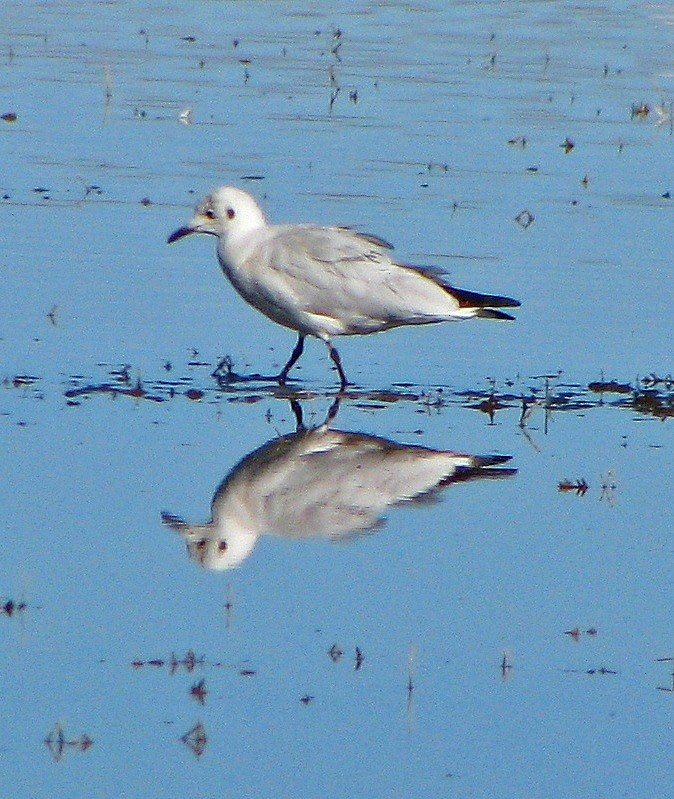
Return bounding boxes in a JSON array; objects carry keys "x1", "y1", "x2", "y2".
[{"x1": 244, "y1": 224, "x2": 459, "y2": 335}]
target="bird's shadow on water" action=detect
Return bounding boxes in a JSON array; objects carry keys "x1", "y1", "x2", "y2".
[{"x1": 159, "y1": 395, "x2": 517, "y2": 570}]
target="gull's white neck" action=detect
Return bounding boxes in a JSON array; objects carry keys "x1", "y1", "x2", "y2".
[{"x1": 218, "y1": 216, "x2": 269, "y2": 272}]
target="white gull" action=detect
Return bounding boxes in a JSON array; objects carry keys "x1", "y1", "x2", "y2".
[{"x1": 168, "y1": 186, "x2": 520, "y2": 389}]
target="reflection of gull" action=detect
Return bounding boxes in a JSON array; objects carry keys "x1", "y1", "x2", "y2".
[
  {"x1": 167, "y1": 186, "x2": 520, "y2": 389},
  {"x1": 162, "y1": 401, "x2": 515, "y2": 569}
]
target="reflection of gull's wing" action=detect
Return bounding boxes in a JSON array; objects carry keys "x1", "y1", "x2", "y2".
[
  {"x1": 250, "y1": 430, "x2": 508, "y2": 537},
  {"x1": 162, "y1": 425, "x2": 515, "y2": 570}
]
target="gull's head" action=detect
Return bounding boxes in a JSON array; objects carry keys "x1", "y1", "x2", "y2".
[
  {"x1": 161, "y1": 512, "x2": 259, "y2": 570},
  {"x1": 167, "y1": 185, "x2": 267, "y2": 244}
]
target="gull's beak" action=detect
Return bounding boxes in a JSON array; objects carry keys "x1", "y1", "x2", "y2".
[{"x1": 167, "y1": 225, "x2": 195, "y2": 244}]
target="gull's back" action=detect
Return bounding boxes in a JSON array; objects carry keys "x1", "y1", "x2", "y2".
[{"x1": 227, "y1": 222, "x2": 466, "y2": 337}]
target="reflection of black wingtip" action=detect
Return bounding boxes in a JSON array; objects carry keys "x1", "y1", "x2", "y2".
[
  {"x1": 467, "y1": 467, "x2": 518, "y2": 480},
  {"x1": 439, "y1": 455, "x2": 517, "y2": 486},
  {"x1": 472, "y1": 454, "x2": 513, "y2": 467},
  {"x1": 441, "y1": 468, "x2": 517, "y2": 486}
]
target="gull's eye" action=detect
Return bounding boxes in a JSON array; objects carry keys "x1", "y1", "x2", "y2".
[
  {"x1": 226, "y1": 207, "x2": 236, "y2": 220},
  {"x1": 217, "y1": 540, "x2": 228, "y2": 553},
  {"x1": 204, "y1": 209, "x2": 216, "y2": 220}
]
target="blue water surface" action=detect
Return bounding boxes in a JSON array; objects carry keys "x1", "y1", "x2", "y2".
[{"x1": 1, "y1": 2, "x2": 673, "y2": 798}]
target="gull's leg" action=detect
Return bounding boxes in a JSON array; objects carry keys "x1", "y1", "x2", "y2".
[
  {"x1": 326, "y1": 395, "x2": 341, "y2": 422},
  {"x1": 289, "y1": 398, "x2": 305, "y2": 430},
  {"x1": 324, "y1": 340, "x2": 348, "y2": 391},
  {"x1": 278, "y1": 334, "x2": 305, "y2": 384}
]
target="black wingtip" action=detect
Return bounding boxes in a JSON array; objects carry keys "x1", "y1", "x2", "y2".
[
  {"x1": 475, "y1": 308, "x2": 517, "y2": 321},
  {"x1": 449, "y1": 286, "x2": 521, "y2": 309}
]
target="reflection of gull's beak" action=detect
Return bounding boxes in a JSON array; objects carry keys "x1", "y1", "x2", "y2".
[{"x1": 167, "y1": 226, "x2": 195, "y2": 244}]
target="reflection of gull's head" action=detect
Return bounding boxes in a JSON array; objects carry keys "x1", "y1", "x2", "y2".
[
  {"x1": 162, "y1": 418, "x2": 515, "y2": 571},
  {"x1": 160, "y1": 513, "x2": 258, "y2": 570}
]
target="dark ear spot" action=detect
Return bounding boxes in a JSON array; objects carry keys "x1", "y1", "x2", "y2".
[{"x1": 227, "y1": 207, "x2": 235, "y2": 220}]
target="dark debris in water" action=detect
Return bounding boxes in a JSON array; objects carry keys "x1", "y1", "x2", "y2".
[
  {"x1": 587, "y1": 375, "x2": 674, "y2": 419},
  {"x1": 64, "y1": 378, "x2": 164, "y2": 404},
  {"x1": 514, "y1": 209, "x2": 535, "y2": 228},
  {"x1": 131, "y1": 649, "x2": 204, "y2": 674},
  {"x1": 588, "y1": 380, "x2": 633, "y2": 394},
  {"x1": 44, "y1": 722, "x2": 93, "y2": 762},
  {"x1": 1, "y1": 598, "x2": 28, "y2": 618},
  {"x1": 328, "y1": 643, "x2": 343, "y2": 663},
  {"x1": 181, "y1": 721, "x2": 207, "y2": 758},
  {"x1": 563, "y1": 666, "x2": 617, "y2": 676},
  {"x1": 560, "y1": 136, "x2": 575, "y2": 153},
  {"x1": 630, "y1": 101, "x2": 650, "y2": 119},
  {"x1": 3, "y1": 361, "x2": 673, "y2": 423},
  {"x1": 189, "y1": 678, "x2": 207, "y2": 705},
  {"x1": 8, "y1": 374, "x2": 40, "y2": 388},
  {"x1": 131, "y1": 649, "x2": 253, "y2": 677},
  {"x1": 558, "y1": 478, "x2": 589, "y2": 496},
  {"x1": 564, "y1": 626, "x2": 598, "y2": 641}
]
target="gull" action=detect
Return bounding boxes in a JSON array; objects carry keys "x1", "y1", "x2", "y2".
[
  {"x1": 161, "y1": 399, "x2": 515, "y2": 569},
  {"x1": 168, "y1": 186, "x2": 521, "y2": 389}
]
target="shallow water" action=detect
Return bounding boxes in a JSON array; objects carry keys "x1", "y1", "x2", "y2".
[{"x1": 2, "y1": 2, "x2": 673, "y2": 798}]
